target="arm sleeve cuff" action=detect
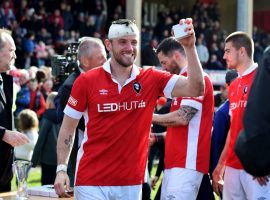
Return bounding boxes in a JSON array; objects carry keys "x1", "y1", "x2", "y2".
[{"x1": 0, "y1": 126, "x2": 6, "y2": 140}]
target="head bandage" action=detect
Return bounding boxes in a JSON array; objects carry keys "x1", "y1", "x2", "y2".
[{"x1": 108, "y1": 23, "x2": 139, "y2": 39}]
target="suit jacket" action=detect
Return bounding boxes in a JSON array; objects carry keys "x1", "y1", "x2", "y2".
[
  {"x1": 0, "y1": 73, "x2": 14, "y2": 191},
  {"x1": 235, "y1": 46, "x2": 270, "y2": 177}
]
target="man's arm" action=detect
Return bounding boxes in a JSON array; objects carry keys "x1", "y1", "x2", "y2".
[
  {"x1": 152, "y1": 105, "x2": 198, "y2": 127},
  {"x1": 54, "y1": 114, "x2": 79, "y2": 197},
  {"x1": 171, "y1": 18, "x2": 205, "y2": 98},
  {"x1": 212, "y1": 129, "x2": 231, "y2": 196}
]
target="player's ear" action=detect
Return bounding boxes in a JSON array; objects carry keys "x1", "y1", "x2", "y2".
[{"x1": 104, "y1": 39, "x2": 112, "y2": 52}]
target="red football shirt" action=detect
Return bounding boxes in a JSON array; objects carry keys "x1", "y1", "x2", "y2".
[
  {"x1": 227, "y1": 64, "x2": 257, "y2": 169},
  {"x1": 64, "y1": 60, "x2": 178, "y2": 186},
  {"x1": 165, "y1": 70, "x2": 214, "y2": 174}
]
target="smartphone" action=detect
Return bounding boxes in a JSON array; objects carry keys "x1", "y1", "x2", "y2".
[{"x1": 172, "y1": 23, "x2": 189, "y2": 40}]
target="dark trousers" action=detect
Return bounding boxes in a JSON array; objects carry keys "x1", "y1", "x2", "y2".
[
  {"x1": 41, "y1": 163, "x2": 57, "y2": 185},
  {"x1": 148, "y1": 140, "x2": 165, "y2": 173}
]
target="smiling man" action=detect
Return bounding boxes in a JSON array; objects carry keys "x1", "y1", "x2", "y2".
[{"x1": 54, "y1": 18, "x2": 205, "y2": 200}]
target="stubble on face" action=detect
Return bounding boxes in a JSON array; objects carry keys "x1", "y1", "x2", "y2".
[{"x1": 110, "y1": 38, "x2": 137, "y2": 68}]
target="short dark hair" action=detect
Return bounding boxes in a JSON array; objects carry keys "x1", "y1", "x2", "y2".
[
  {"x1": 156, "y1": 37, "x2": 185, "y2": 57},
  {"x1": 225, "y1": 69, "x2": 238, "y2": 85},
  {"x1": 225, "y1": 31, "x2": 254, "y2": 59}
]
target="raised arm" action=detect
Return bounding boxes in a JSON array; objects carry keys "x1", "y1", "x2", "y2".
[
  {"x1": 171, "y1": 18, "x2": 205, "y2": 98},
  {"x1": 54, "y1": 114, "x2": 79, "y2": 197}
]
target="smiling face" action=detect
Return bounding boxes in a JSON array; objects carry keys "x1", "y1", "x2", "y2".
[
  {"x1": 106, "y1": 35, "x2": 138, "y2": 68},
  {"x1": 0, "y1": 33, "x2": 16, "y2": 73}
]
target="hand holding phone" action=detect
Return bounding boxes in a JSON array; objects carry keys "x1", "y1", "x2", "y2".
[{"x1": 172, "y1": 23, "x2": 189, "y2": 40}]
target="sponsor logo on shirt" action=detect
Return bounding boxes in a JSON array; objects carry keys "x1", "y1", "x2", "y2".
[
  {"x1": 230, "y1": 100, "x2": 247, "y2": 110},
  {"x1": 68, "y1": 96, "x2": 78, "y2": 106},
  {"x1": 97, "y1": 100, "x2": 146, "y2": 112},
  {"x1": 99, "y1": 89, "x2": 108, "y2": 95}
]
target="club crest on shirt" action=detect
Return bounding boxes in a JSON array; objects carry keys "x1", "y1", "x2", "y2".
[
  {"x1": 243, "y1": 85, "x2": 248, "y2": 94},
  {"x1": 133, "y1": 82, "x2": 141, "y2": 94}
]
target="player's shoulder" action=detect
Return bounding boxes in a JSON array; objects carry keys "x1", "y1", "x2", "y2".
[{"x1": 83, "y1": 66, "x2": 105, "y2": 78}]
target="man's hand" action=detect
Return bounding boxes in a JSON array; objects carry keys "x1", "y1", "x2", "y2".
[
  {"x1": 212, "y1": 163, "x2": 225, "y2": 196},
  {"x1": 151, "y1": 176, "x2": 159, "y2": 190},
  {"x1": 54, "y1": 171, "x2": 71, "y2": 198},
  {"x1": 149, "y1": 133, "x2": 156, "y2": 147},
  {"x1": 175, "y1": 18, "x2": 196, "y2": 48},
  {"x1": 2, "y1": 130, "x2": 29, "y2": 147}
]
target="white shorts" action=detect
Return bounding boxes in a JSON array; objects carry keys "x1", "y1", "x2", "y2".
[
  {"x1": 161, "y1": 167, "x2": 203, "y2": 200},
  {"x1": 223, "y1": 166, "x2": 270, "y2": 200},
  {"x1": 75, "y1": 185, "x2": 142, "y2": 200}
]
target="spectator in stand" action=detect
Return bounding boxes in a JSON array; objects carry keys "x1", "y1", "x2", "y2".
[
  {"x1": 84, "y1": 15, "x2": 97, "y2": 37},
  {"x1": 14, "y1": 109, "x2": 39, "y2": 161},
  {"x1": 196, "y1": 36, "x2": 209, "y2": 67},
  {"x1": 212, "y1": 31, "x2": 270, "y2": 199},
  {"x1": 206, "y1": 54, "x2": 224, "y2": 70},
  {"x1": 32, "y1": 91, "x2": 60, "y2": 185},
  {"x1": 22, "y1": 31, "x2": 35, "y2": 68},
  {"x1": 35, "y1": 40, "x2": 48, "y2": 67},
  {"x1": 0, "y1": 0, "x2": 16, "y2": 27},
  {"x1": 48, "y1": 9, "x2": 64, "y2": 30},
  {"x1": 60, "y1": 1, "x2": 74, "y2": 32},
  {"x1": 14, "y1": 69, "x2": 30, "y2": 117},
  {"x1": 36, "y1": 28, "x2": 53, "y2": 46},
  {"x1": 40, "y1": 78, "x2": 53, "y2": 100},
  {"x1": 141, "y1": 37, "x2": 160, "y2": 67},
  {"x1": 28, "y1": 78, "x2": 46, "y2": 118}
]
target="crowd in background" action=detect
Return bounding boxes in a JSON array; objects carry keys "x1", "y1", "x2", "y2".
[{"x1": 0, "y1": 0, "x2": 269, "y2": 71}]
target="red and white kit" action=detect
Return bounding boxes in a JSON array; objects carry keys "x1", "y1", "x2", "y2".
[{"x1": 64, "y1": 60, "x2": 179, "y2": 186}]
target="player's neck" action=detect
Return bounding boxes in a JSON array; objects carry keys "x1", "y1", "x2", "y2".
[
  {"x1": 237, "y1": 59, "x2": 254, "y2": 76},
  {"x1": 110, "y1": 61, "x2": 133, "y2": 86}
]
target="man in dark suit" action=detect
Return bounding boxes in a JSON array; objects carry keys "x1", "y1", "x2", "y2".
[{"x1": 0, "y1": 29, "x2": 29, "y2": 192}]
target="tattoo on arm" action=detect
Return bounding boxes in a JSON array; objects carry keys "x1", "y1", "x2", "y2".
[
  {"x1": 154, "y1": 120, "x2": 177, "y2": 126},
  {"x1": 64, "y1": 135, "x2": 73, "y2": 150},
  {"x1": 177, "y1": 105, "x2": 198, "y2": 124}
]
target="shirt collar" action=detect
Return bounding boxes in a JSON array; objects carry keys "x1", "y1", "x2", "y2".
[
  {"x1": 242, "y1": 63, "x2": 258, "y2": 76},
  {"x1": 102, "y1": 58, "x2": 140, "y2": 78},
  {"x1": 180, "y1": 66, "x2": 187, "y2": 75}
]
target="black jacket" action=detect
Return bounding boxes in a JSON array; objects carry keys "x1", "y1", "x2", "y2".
[
  {"x1": 55, "y1": 68, "x2": 85, "y2": 131},
  {"x1": 0, "y1": 73, "x2": 14, "y2": 191},
  {"x1": 235, "y1": 46, "x2": 270, "y2": 177},
  {"x1": 31, "y1": 109, "x2": 60, "y2": 166}
]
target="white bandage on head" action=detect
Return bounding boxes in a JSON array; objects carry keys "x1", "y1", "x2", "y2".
[{"x1": 108, "y1": 21, "x2": 139, "y2": 39}]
